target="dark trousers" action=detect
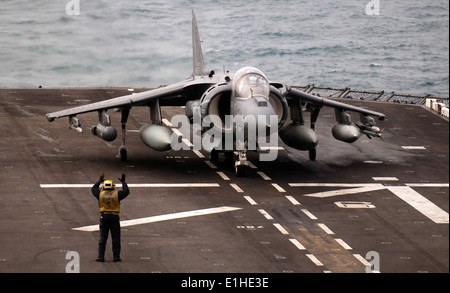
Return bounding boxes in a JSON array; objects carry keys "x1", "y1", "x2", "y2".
[{"x1": 98, "y1": 214, "x2": 121, "y2": 258}]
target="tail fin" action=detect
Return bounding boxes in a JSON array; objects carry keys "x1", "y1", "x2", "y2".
[{"x1": 192, "y1": 11, "x2": 208, "y2": 76}]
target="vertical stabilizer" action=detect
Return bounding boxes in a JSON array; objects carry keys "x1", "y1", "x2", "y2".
[{"x1": 192, "y1": 11, "x2": 208, "y2": 76}]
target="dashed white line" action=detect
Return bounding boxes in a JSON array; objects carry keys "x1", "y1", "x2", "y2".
[
  {"x1": 335, "y1": 238, "x2": 352, "y2": 250},
  {"x1": 285, "y1": 196, "x2": 301, "y2": 205},
  {"x1": 204, "y1": 160, "x2": 217, "y2": 169},
  {"x1": 306, "y1": 254, "x2": 324, "y2": 266},
  {"x1": 244, "y1": 196, "x2": 258, "y2": 206},
  {"x1": 289, "y1": 238, "x2": 306, "y2": 250},
  {"x1": 193, "y1": 150, "x2": 205, "y2": 158},
  {"x1": 247, "y1": 161, "x2": 258, "y2": 169},
  {"x1": 273, "y1": 223, "x2": 289, "y2": 235},
  {"x1": 317, "y1": 223, "x2": 334, "y2": 235},
  {"x1": 258, "y1": 209, "x2": 273, "y2": 220},
  {"x1": 402, "y1": 146, "x2": 426, "y2": 150},
  {"x1": 230, "y1": 183, "x2": 244, "y2": 193},
  {"x1": 301, "y1": 209, "x2": 318, "y2": 220},
  {"x1": 372, "y1": 177, "x2": 399, "y2": 181},
  {"x1": 257, "y1": 172, "x2": 271, "y2": 181},
  {"x1": 216, "y1": 171, "x2": 230, "y2": 181},
  {"x1": 271, "y1": 183, "x2": 286, "y2": 193},
  {"x1": 353, "y1": 254, "x2": 370, "y2": 266}
]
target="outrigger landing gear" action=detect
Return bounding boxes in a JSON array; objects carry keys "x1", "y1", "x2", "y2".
[
  {"x1": 119, "y1": 107, "x2": 131, "y2": 162},
  {"x1": 309, "y1": 148, "x2": 316, "y2": 161}
]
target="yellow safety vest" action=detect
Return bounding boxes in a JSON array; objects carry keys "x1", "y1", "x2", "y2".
[{"x1": 99, "y1": 190, "x2": 120, "y2": 215}]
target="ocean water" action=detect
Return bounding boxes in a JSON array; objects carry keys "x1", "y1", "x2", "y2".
[{"x1": 0, "y1": 0, "x2": 448, "y2": 96}]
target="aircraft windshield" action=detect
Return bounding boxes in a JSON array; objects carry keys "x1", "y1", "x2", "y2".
[{"x1": 233, "y1": 67, "x2": 270, "y2": 99}]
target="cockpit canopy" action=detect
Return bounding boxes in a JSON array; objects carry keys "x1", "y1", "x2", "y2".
[{"x1": 233, "y1": 67, "x2": 270, "y2": 99}]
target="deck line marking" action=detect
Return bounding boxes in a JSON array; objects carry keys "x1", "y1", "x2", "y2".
[
  {"x1": 272, "y1": 183, "x2": 286, "y2": 193},
  {"x1": 193, "y1": 150, "x2": 205, "y2": 158},
  {"x1": 306, "y1": 254, "x2": 324, "y2": 266},
  {"x1": 317, "y1": 223, "x2": 334, "y2": 235},
  {"x1": 372, "y1": 177, "x2": 399, "y2": 181},
  {"x1": 162, "y1": 118, "x2": 172, "y2": 127},
  {"x1": 353, "y1": 254, "x2": 370, "y2": 266},
  {"x1": 216, "y1": 171, "x2": 230, "y2": 181},
  {"x1": 41, "y1": 183, "x2": 220, "y2": 188},
  {"x1": 289, "y1": 183, "x2": 370, "y2": 187},
  {"x1": 247, "y1": 161, "x2": 258, "y2": 169},
  {"x1": 257, "y1": 172, "x2": 272, "y2": 181},
  {"x1": 204, "y1": 160, "x2": 217, "y2": 169},
  {"x1": 285, "y1": 196, "x2": 301, "y2": 205},
  {"x1": 406, "y1": 183, "x2": 449, "y2": 188},
  {"x1": 335, "y1": 238, "x2": 352, "y2": 250},
  {"x1": 289, "y1": 238, "x2": 306, "y2": 250},
  {"x1": 303, "y1": 184, "x2": 385, "y2": 198},
  {"x1": 301, "y1": 209, "x2": 318, "y2": 220},
  {"x1": 244, "y1": 196, "x2": 258, "y2": 206},
  {"x1": 73, "y1": 206, "x2": 242, "y2": 232},
  {"x1": 273, "y1": 223, "x2": 289, "y2": 235},
  {"x1": 230, "y1": 183, "x2": 244, "y2": 193},
  {"x1": 258, "y1": 209, "x2": 273, "y2": 220},
  {"x1": 402, "y1": 146, "x2": 426, "y2": 150},
  {"x1": 386, "y1": 186, "x2": 449, "y2": 224}
]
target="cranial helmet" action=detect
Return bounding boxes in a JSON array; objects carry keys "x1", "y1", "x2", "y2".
[{"x1": 103, "y1": 180, "x2": 115, "y2": 190}]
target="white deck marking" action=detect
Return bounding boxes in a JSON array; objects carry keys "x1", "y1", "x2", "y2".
[
  {"x1": 216, "y1": 171, "x2": 230, "y2": 181},
  {"x1": 306, "y1": 254, "x2": 324, "y2": 266},
  {"x1": 372, "y1": 177, "x2": 399, "y2": 181},
  {"x1": 162, "y1": 118, "x2": 172, "y2": 127},
  {"x1": 285, "y1": 196, "x2": 301, "y2": 205},
  {"x1": 273, "y1": 223, "x2": 289, "y2": 235},
  {"x1": 72, "y1": 206, "x2": 242, "y2": 232},
  {"x1": 402, "y1": 146, "x2": 426, "y2": 150},
  {"x1": 335, "y1": 238, "x2": 352, "y2": 250},
  {"x1": 204, "y1": 160, "x2": 217, "y2": 169},
  {"x1": 257, "y1": 172, "x2": 271, "y2": 181},
  {"x1": 289, "y1": 183, "x2": 370, "y2": 187},
  {"x1": 303, "y1": 184, "x2": 385, "y2": 198},
  {"x1": 289, "y1": 238, "x2": 306, "y2": 250},
  {"x1": 386, "y1": 186, "x2": 449, "y2": 224},
  {"x1": 301, "y1": 209, "x2": 318, "y2": 220},
  {"x1": 193, "y1": 150, "x2": 205, "y2": 158},
  {"x1": 406, "y1": 183, "x2": 449, "y2": 188},
  {"x1": 353, "y1": 254, "x2": 370, "y2": 266},
  {"x1": 41, "y1": 183, "x2": 220, "y2": 188},
  {"x1": 317, "y1": 223, "x2": 334, "y2": 235},
  {"x1": 247, "y1": 161, "x2": 258, "y2": 169},
  {"x1": 244, "y1": 196, "x2": 258, "y2": 206},
  {"x1": 258, "y1": 209, "x2": 273, "y2": 220},
  {"x1": 230, "y1": 183, "x2": 244, "y2": 193},
  {"x1": 271, "y1": 183, "x2": 286, "y2": 193}
]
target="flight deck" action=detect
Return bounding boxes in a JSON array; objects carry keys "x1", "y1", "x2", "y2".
[{"x1": 0, "y1": 88, "x2": 448, "y2": 273}]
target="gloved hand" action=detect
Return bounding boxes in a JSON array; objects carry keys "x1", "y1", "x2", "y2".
[
  {"x1": 118, "y1": 173, "x2": 126, "y2": 182},
  {"x1": 99, "y1": 173, "x2": 105, "y2": 182}
]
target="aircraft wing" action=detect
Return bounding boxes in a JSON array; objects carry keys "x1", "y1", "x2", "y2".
[
  {"x1": 46, "y1": 78, "x2": 214, "y2": 122},
  {"x1": 280, "y1": 85, "x2": 385, "y2": 120}
]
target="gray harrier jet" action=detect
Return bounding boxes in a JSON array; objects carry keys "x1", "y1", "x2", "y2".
[{"x1": 46, "y1": 12, "x2": 385, "y2": 176}]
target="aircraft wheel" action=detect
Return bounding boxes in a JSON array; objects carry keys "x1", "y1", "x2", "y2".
[
  {"x1": 235, "y1": 165, "x2": 246, "y2": 177},
  {"x1": 210, "y1": 149, "x2": 219, "y2": 164},
  {"x1": 309, "y1": 148, "x2": 316, "y2": 161},
  {"x1": 120, "y1": 147, "x2": 127, "y2": 162}
]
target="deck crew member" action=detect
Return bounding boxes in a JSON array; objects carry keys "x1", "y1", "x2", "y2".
[{"x1": 91, "y1": 173, "x2": 129, "y2": 262}]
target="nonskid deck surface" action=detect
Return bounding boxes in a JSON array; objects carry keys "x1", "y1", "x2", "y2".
[{"x1": 0, "y1": 88, "x2": 448, "y2": 273}]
